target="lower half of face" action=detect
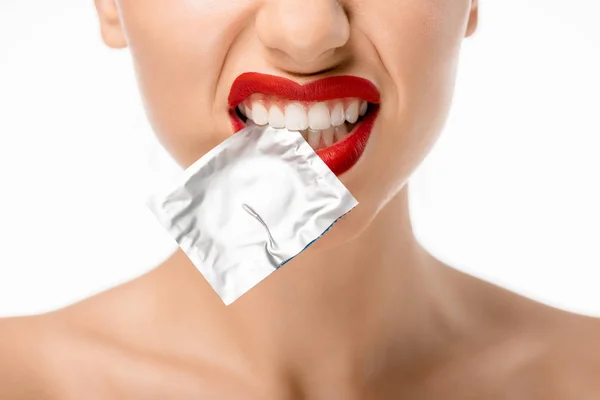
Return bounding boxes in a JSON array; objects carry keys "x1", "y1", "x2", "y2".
[{"x1": 112, "y1": 0, "x2": 473, "y2": 245}]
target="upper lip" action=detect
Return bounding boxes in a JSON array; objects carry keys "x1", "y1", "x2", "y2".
[{"x1": 228, "y1": 72, "x2": 381, "y2": 109}]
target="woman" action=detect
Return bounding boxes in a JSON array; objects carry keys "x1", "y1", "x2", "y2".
[{"x1": 2, "y1": 0, "x2": 599, "y2": 398}]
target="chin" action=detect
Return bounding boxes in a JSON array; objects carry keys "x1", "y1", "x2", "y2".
[{"x1": 304, "y1": 199, "x2": 380, "y2": 252}]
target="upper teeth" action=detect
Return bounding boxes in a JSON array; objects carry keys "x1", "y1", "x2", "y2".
[{"x1": 238, "y1": 96, "x2": 368, "y2": 133}]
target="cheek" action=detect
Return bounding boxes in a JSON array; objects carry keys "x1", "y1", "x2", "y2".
[
  {"x1": 369, "y1": 0, "x2": 467, "y2": 117},
  {"x1": 373, "y1": 0, "x2": 467, "y2": 168},
  {"x1": 339, "y1": 0, "x2": 469, "y2": 229},
  {"x1": 119, "y1": 0, "x2": 250, "y2": 167}
]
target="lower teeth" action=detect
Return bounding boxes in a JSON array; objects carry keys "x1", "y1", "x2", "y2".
[
  {"x1": 238, "y1": 113, "x2": 360, "y2": 150},
  {"x1": 298, "y1": 123, "x2": 355, "y2": 150}
]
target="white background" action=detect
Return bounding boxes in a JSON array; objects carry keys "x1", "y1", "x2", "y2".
[{"x1": 0, "y1": 1, "x2": 598, "y2": 317}]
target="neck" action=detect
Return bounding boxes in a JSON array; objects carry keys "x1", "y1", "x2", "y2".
[
  {"x1": 151, "y1": 183, "x2": 468, "y2": 395},
  {"x1": 224, "y1": 184, "x2": 463, "y2": 389}
]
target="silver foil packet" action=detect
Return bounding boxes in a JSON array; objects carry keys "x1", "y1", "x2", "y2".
[{"x1": 147, "y1": 124, "x2": 358, "y2": 305}]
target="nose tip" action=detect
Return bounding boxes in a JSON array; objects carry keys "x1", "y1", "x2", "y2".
[{"x1": 256, "y1": 0, "x2": 350, "y2": 67}]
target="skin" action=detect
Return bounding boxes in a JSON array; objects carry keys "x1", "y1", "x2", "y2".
[{"x1": 1, "y1": 0, "x2": 600, "y2": 398}]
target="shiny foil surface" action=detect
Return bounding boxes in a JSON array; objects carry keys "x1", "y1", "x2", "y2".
[{"x1": 147, "y1": 124, "x2": 358, "y2": 305}]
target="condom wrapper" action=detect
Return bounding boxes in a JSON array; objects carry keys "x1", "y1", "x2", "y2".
[{"x1": 147, "y1": 124, "x2": 358, "y2": 305}]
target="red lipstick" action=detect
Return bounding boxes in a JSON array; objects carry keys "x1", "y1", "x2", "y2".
[{"x1": 228, "y1": 72, "x2": 380, "y2": 176}]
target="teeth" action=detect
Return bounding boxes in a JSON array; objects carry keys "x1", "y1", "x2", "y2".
[
  {"x1": 307, "y1": 129, "x2": 321, "y2": 149},
  {"x1": 268, "y1": 105, "x2": 285, "y2": 128},
  {"x1": 308, "y1": 102, "x2": 331, "y2": 130},
  {"x1": 345, "y1": 100, "x2": 359, "y2": 124},
  {"x1": 330, "y1": 102, "x2": 345, "y2": 127},
  {"x1": 239, "y1": 96, "x2": 370, "y2": 151},
  {"x1": 285, "y1": 103, "x2": 309, "y2": 131},
  {"x1": 243, "y1": 103, "x2": 253, "y2": 120},
  {"x1": 322, "y1": 127, "x2": 335, "y2": 147},
  {"x1": 359, "y1": 101, "x2": 368, "y2": 116},
  {"x1": 252, "y1": 102, "x2": 269, "y2": 125},
  {"x1": 239, "y1": 104, "x2": 247, "y2": 117},
  {"x1": 334, "y1": 124, "x2": 349, "y2": 142}
]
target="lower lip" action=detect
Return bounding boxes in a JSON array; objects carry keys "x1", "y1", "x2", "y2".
[{"x1": 228, "y1": 105, "x2": 379, "y2": 176}]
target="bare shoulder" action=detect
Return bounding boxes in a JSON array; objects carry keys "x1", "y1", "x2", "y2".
[
  {"x1": 0, "y1": 272, "x2": 169, "y2": 399},
  {"x1": 505, "y1": 311, "x2": 600, "y2": 399},
  {"x1": 0, "y1": 304, "x2": 178, "y2": 400},
  {"x1": 0, "y1": 311, "x2": 135, "y2": 400},
  {"x1": 0, "y1": 252, "x2": 253, "y2": 399},
  {"x1": 540, "y1": 312, "x2": 600, "y2": 397},
  {"x1": 445, "y1": 268, "x2": 600, "y2": 398},
  {"x1": 22, "y1": 311, "x2": 264, "y2": 400}
]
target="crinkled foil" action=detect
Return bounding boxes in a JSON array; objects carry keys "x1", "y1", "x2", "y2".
[{"x1": 147, "y1": 124, "x2": 358, "y2": 305}]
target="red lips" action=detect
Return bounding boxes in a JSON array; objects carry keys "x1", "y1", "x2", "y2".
[{"x1": 228, "y1": 72, "x2": 380, "y2": 176}]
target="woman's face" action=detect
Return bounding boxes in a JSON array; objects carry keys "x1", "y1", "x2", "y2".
[{"x1": 95, "y1": 0, "x2": 478, "y2": 244}]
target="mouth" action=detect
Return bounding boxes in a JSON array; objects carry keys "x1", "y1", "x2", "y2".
[{"x1": 228, "y1": 72, "x2": 380, "y2": 176}]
